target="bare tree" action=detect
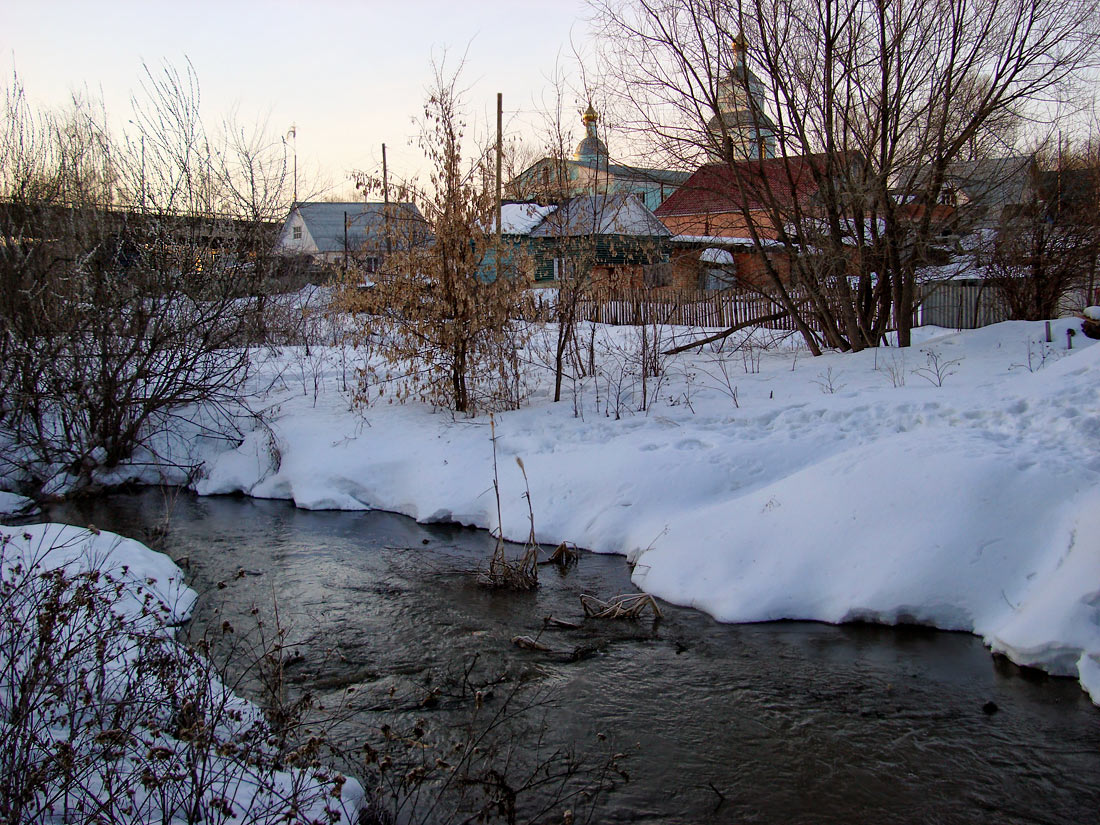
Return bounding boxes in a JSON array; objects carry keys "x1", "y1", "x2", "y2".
[
  {"x1": 981, "y1": 144, "x2": 1100, "y2": 318},
  {"x1": 344, "y1": 62, "x2": 531, "y2": 415},
  {"x1": 591, "y1": 0, "x2": 1100, "y2": 350},
  {"x1": 0, "y1": 65, "x2": 291, "y2": 494}
]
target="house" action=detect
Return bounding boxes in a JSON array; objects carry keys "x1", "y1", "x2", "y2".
[
  {"x1": 487, "y1": 194, "x2": 672, "y2": 289},
  {"x1": 506, "y1": 106, "x2": 689, "y2": 212},
  {"x1": 654, "y1": 155, "x2": 831, "y2": 290},
  {"x1": 275, "y1": 201, "x2": 427, "y2": 271},
  {"x1": 889, "y1": 156, "x2": 1034, "y2": 244}
]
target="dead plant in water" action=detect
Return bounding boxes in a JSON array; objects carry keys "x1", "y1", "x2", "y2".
[
  {"x1": 482, "y1": 415, "x2": 538, "y2": 590},
  {"x1": 540, "y1": 541, "x2": 580, "y2": 569},
  {"x1": 580, "y1": 593, "x2": 663, "y2": 621}
]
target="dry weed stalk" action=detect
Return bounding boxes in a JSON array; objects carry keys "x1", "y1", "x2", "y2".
[
  {"x1": 540, "y1": 541, "x2": 580, "y2": 569},
  {"x1": 482, "y1": 415, "x2": 538, "y2": 590},
  {"x1": 580, "y1": 592, "x2": 663, "y2": 620}
]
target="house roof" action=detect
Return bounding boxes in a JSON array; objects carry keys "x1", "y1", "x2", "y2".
[
  {"x1": 287, "y1": 201, "x2": 425, "y2": 253},
  {"x1": 893, "y1": 156, "x2": 1033, "y2": 215},
  {"x1": 593, "y1": 161, "x2": 691, "y2": 187},
  {"x1": 655, "y1": 155, "x2": 829, "y2": 217},
  {"x1": 512, "y1": 156, "x2": 690, "y2": 189},
  {"x1": 527, "y1": 193, "x2": 671, "y2": 238},
  {"x1": 943, "y1": 157, "x2": 1032, "y2": 208},
  {"x1": 493, "y1": 202, "x2": 558, "y2": 235}
]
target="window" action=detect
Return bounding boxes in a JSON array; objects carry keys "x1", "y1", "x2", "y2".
[
  {"x1": 292, "y1": 225, "x2": 302, "y2": 240},
  {"x1": 364, "y1": 256, "x2": 380, "y2": 273},
  {"x1": 549, "y1": 258, "x2": 579, "y2": 282}
]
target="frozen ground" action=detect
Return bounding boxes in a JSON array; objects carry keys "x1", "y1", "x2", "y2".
[{"x1": 6, "y1": 312, "x2": 1099, "y2": 703}]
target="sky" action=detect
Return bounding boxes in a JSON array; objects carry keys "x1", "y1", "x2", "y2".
[{"x1": 2, "y1": 0, "x2": 598, "y2": 198}]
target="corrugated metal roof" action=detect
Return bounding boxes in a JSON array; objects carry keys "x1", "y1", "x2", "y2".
[
  {"x1": 528, "y1": 194, "x2": 671, "y2": 238},
  {"x1": 291, "y1": 201, "x2": 425, "y2": 253},
  {"x1": 655, "y1": 155, "x2": 829, "y2": 217}
]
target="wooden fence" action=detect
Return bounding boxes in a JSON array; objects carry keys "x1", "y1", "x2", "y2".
[
  {"x1": 569, "y1": 284, "x2": 1001, "y2": 332},
  {"x1": 576, "y1": 288, "x2": 803, "y2": 329}
]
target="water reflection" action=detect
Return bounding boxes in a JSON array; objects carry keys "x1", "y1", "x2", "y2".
[{"x1": 47, "y1": 490, "x2": 1100, "y2": 824}]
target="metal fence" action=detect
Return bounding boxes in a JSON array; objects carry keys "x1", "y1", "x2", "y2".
[{"x1": 917, "y1": 279, "x2": 1007, "y2": 329}]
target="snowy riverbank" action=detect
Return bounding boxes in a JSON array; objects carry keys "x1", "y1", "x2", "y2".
[
  {"x1": 8, "y1": 315, "x2": 1100, "y2": 704},
  {"x1": 0, "y1": 523, "x2": 365, "y2": 821},
  {"x1": 182, "y1": 316, "x2": 1100, "y2": 703}
]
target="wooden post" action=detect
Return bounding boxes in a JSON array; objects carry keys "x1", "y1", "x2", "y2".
[
  {"x1": 496, "y1": 92, "x2": 503, "y2": 282},
  {"x1": 382, "y1": 143, "x2": 392, "y2": 255}
]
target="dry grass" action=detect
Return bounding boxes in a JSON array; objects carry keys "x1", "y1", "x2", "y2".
[{"x1": 580, "y1": 593, "x2": 663, "y2": 620}]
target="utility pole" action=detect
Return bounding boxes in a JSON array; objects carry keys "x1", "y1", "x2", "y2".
[
  {"x1": 496, "y1": 92, "x2": 503, "y2": 282},
  {"x1": 287, "y1": 124, "x2": 298, "y2": 205},
  {"x1": 383, "y1": 142, "x2": 392, "y2": 255},
  {"x1": 139, "y1": 134, "x2": 145, "y2": 212}
]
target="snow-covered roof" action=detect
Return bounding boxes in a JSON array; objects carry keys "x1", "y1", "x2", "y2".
[
  {"x1": 670, "y1": 233, "x2": 784, "y2": 247},
  {"x1": 494, "y1": 202, "x2": 558, "y2": 235},
  {"x1": 529, "y1": 194, "x2": 671, "y2": 238},
  {"x1": 699, "y1": 247, "x2": 735, "y2": 264}
]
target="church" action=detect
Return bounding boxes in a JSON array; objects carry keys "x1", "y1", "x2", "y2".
[
  {"x1": 655, "y1": 33, "x2": 830, "y2": 291},
  {"x1": 506, "y1": 105, "x2": 688, "y2": 211}
]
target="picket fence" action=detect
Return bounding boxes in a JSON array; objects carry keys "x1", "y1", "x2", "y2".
[{"x1": 569, "y1": 284, "x2": 1000, "y2": 332}]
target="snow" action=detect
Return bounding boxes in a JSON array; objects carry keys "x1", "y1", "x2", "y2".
[
  {"x1": 699, "y1": 247, "x2": 735, "y2": 264},
  {"x1": 182, "y1": 316, "x2": 1100, "y2": 702},
  {"x1": 0, "y1": 523, "x2": 365, "y2": 821},
  {"x1": 5, "y1": 314, "x2": 1099, "y2": 704},
  {"x1": 494, "y1": 202, "x2": 558, "y2": 235},
  {"x1": 0, "y1": 490, "x2": 37, "y2": 517},
  {"x1": 1, "y1": 523, "x2": 196, "y2": 623},
  {"x1": 1085, "y1": 305, "x2": 1100, "y2": 321},
  {"x1": 671, "y1": 233, "x2": 784, "y2": 247}
]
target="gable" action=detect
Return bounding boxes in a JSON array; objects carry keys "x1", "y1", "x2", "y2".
[{"x1": 529, "y1": 194, "x2": 671, "y2": 238}]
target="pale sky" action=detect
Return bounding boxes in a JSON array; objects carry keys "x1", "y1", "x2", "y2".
[{"x1": 2, "y1": 0, "x2": 598, "y2": 197}]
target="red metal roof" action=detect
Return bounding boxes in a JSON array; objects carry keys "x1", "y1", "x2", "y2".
[{"x1": 655, "y1": 155, "x2": 830, "y2": 217}]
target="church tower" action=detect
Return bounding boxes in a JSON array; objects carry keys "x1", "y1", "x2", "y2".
[
  {"x1": 707, "y1": 33, "x2": 776, "y2": 162},
  {"x1": 574, "y1": 104, "x2": 610, "y2": 163}
]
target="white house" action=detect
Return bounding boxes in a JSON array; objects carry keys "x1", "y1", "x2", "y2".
[{"x1": 275, "y1": 201, "x2": 427, "y2": 271}]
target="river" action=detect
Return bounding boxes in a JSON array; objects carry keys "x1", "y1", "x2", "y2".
[{"x1": 48, "y1": 490, "x2": 1100, "y2": 824}]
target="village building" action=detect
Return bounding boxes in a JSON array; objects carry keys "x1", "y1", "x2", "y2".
[
  {"x1": 488, "y1": 194, "x2": 671, "y2": 289},
  {"x1": 654, "y1": 152, "x2": 830, "y2": 291},
  {"x1": 644, "y1": 33, "x2": 825, "y2": 292},
  {"x1": 707, "y1": 33, "x2": 778, "y2": 163},
  {"x1": 506, "y1": 105, "x2": 689, "y2": 211},
  {"x1": 275, "y1": 201, "x2": 427, "y2": 271}
]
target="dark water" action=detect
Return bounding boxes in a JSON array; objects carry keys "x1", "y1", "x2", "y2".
[{"x1": 47, "y1": 490, "x2": 1100, "y2": 824}]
